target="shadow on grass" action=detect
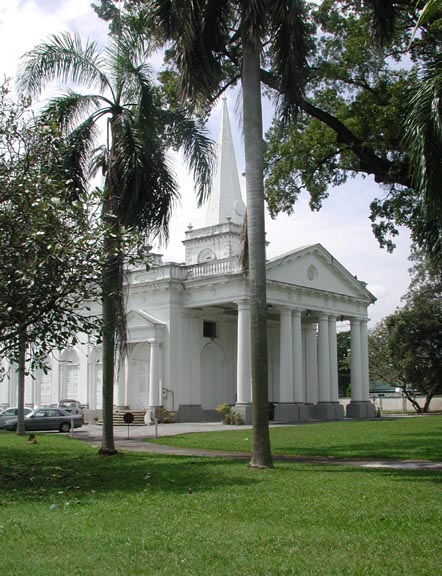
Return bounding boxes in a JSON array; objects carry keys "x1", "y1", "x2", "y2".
[{"x1": 0, "y1": 433, "x2": 258, "y2": 504}]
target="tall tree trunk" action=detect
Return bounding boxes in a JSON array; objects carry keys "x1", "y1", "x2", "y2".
[
  {"x1": 242, "y1": 36, "x2": 273, "y2": 468},
  {"x1": 16, "y1": 329, "x2": 26, "y2": 436},
  {"x1": 99, "y1": 189, "x2": 118, "y2": 455}
]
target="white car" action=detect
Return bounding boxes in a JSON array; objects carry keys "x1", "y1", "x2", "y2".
[{"x1": 57, "y1": 399, "x2": 85, "y2": 422}]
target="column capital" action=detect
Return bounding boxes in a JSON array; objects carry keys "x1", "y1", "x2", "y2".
[
  {"x1": 234, "y1": 299, "x2": 250, "y2": 309},
  {"x1": 279, "y1": 306, "x2": 293, "y2": 316}
]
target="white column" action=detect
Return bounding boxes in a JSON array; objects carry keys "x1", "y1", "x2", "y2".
[
  {"x1": 292, "y1": 310, "x2": 304, "y2": 403},
  {"x1": 350, "y1": 319, "x2": 363, "y2": 402},
  {"x1": 236, "y1": 300, "x2": 252, "y2": 404},
  {"x1": 190, "y1": 317, "x2": 202, "y2": 405},
  {"x1": 279, "y1": 307, "x2": 293, "y2": 403},
  {"x1": 116, "y1": 351, "x2": 126, "y2": 407},
  {"x1": 318, "y1": 314, "x2": 331, "y2": 403},
  {"x1": 360, "y1": 319, "x2": 370, "y2": 401},
  {"x1": 328, "y1": 316, "x2": 339, "y2": 402},
  {"x1": 148, "y1": 339, "x2": 161, "y2": 407},
  {"x1": 305, "y1": 322, "x2": 318, "y2": 404},
  {"x1": 124, "y1": 354, "x2": 129, "y2": 407}
]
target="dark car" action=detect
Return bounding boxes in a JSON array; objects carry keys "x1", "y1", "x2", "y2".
[
  {"x1": 4, "y1": 407, "x2": 83, "y2": 433},
  {"x1": 0, "y1": 407, "x2": 33, "y2": 429}
]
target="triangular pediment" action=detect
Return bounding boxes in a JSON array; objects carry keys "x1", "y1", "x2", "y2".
[
  {"x1": 266, "y1": 244, "x2": 375, "y2": 302},
  {"x1": 126, "y1": 309, "x2": 165, "y2": 328},
  {"x1": 126, "y1": 310, "x2": 165, "y2": 343}
]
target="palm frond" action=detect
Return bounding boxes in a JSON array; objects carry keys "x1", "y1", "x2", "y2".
[
  {"x1": 17, "y1": 32, "x2": 110, "y2": 96},
  {"x1": 416, "y1": 0, "x2": 442, "y2": 27},
  {"x1": 152, "y1": 0, "x2": 230, "y2": 106},
  {"x1": 160, "y1": 108, "x2": 215, "y2": 205},
  {"x1": 269, "y1": 0, "x2": 311, "y2": 121},
  {"x1": 63, "y1": 116, "x2": 101, "y2": 197},
  {"x1": 106, "y1": 24, "x2": 152, "y2": 101},
  {"x1": 404, "y1": 54, "x2": 442, "y2": 216},
  {"x1": 89, "y1": 145, "x2": 109, "y2": 179},
  {"x1": 240, "y1": 0, "x2": 267, "y2": 47},
  {"x1": 42, "y1": 90, "x2": 107, "y2": 134},
  {"x1": 111, "y1": 112, "x2": 178, "y2": 241}
]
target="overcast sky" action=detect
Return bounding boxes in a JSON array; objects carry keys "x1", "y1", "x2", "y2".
[{"x1": 0, "y1": 0, "x2": 412, "y2": 327}]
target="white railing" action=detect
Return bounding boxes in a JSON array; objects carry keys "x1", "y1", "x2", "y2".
[
  {"x1": 129, "y1": 258, "x2": 242, "y2": 284},
  {"x1": 187, "y1": 258, "x2": 242, "y2": 279}
]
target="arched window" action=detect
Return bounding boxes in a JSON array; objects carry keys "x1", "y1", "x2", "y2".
[
  {"x1": 59, "y1": 349, "x2": 79, "y2": 399},
  {"x1": 197, "y1": 248, "x2": 216, "y2": 263}
]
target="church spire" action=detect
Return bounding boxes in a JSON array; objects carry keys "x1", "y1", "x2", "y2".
[{"x1": 205, "y1": 99, "x2": 246, "y2": 226}]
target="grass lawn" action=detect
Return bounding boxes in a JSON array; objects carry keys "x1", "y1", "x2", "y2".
[
  {"x1": 0, "y1": 419, "x2": 441, "y2": 575},
  {"x1": 149, "y1": 415, "x2": 442, "y2": 461}
]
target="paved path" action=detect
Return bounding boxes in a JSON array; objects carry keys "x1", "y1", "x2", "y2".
[{"x1": 73, "y1": 423, "x2": 442, "y2": 471}]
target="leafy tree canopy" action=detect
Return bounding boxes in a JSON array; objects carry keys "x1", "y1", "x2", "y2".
[
  {"x1": 369, "y1": 248, "x2": 442, "y2": 412},
  {"x1": 263, "y1": 0, "x2": 442, "y2": 254},
  {"x1": 0, "y1": 81, "x2": 103, "y2": 369}
]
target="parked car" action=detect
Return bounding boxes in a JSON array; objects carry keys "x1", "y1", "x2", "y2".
[
  {"x1": 4, "y1": 407, "x2": 83, "y2": 432},
  {"x1": 0, "y1": 407, "x2": 33, "y2": 429},
  {"x1": 57, "y1": 399, "x2": 84, "y2": 419}
]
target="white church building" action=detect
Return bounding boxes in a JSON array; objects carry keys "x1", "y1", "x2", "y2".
[{"x1": 1, "y1": 101, "x2": 376, "y2": 423}]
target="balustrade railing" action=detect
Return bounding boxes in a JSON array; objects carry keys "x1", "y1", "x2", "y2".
[{"x1": 129, "y1": 257, "x2": 242, "y2": 284}]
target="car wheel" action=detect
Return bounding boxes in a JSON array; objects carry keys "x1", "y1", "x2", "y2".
[{"x1": 59, "y1": 422, "x2": 71, "y2": 433}]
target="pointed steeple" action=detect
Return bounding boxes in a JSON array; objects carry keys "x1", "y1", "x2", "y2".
[{"x1": 205, "y1": 99, "x2": 246, "y2": 226}]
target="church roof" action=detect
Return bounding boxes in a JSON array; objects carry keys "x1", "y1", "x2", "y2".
[{"x1": 266, "y1": 243, "x2": 376, "y2": 303}]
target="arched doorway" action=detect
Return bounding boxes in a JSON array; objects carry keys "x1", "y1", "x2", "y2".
[
  {"x1": 88, "y1": 346, "x2": 103, "y2": 409},
  {"x1": 36, "y1": 356, "x2": 53, "y2": 406},
  {"x1": 201, "y1": 341, "x2": 225, "y2": 410},
  {"x1": 128, "y1": 343, "x2": 150, "y2": 409}
]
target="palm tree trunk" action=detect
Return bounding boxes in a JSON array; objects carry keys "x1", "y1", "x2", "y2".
[
  {"x1": 16, "y1": 328, "x2": 26, "y2": 436},
  {"x1": 242, "y1": 36, "x2": 273, "y2": 468},
  {"x1": 99, "y1": 189, "x2": 118, "y2": 455}
]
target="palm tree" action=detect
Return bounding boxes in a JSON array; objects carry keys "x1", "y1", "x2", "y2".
[
  {"x1": 403, "y1": 0, "x2": 442, "y2": 262},
  {"x1": 146, "y1": 0, "x2": 310, "y2": 467},
  {"x1": 18, "y1": 27, "x2": 213, "y2": 454}
]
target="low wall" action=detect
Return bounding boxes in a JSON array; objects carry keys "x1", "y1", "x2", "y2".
[{"x1": 340, "y1": 395, "x2": 442, "y2": 413}]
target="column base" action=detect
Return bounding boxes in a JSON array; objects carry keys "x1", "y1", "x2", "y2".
[
  {"x1": 312, "y1": 402, "x2": 345, "y2": 421},
  {"x1": 144, "y1": 406, "x2": 163, "y2": 424},
  {"x1": 274, "y1": 403, "x2": 310, "y2": 423},
  {"x1": 176, "y1": 404, "x2": 206, "y2": 423},
  {"x1": 234, "y1": 403, "x2": 253, "y2": 425},
  {"x1": 346, "y1": 401, "x2": 376, "y2": 419}
]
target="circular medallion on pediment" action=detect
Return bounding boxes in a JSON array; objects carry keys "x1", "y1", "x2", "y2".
[{"x1": 307, "y1": 264, "x2": 318, "y2": 282}]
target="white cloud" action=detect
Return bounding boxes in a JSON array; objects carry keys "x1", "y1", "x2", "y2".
[{"x1": 0, "y1": 0, "x2": 108, "y2": 80}]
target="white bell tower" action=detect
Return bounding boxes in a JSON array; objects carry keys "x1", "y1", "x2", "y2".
[{"x1": 184, "y1": 99, "x2": 246, "y2": 265}]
